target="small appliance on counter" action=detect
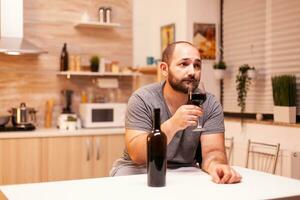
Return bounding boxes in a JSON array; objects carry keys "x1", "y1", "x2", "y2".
[
  {"x1": 79, "y1": 103, "x2": 126, "y2": 128},
  {"x1": 0, "y1": 102, "x2": 37, "y2": 132},
  {"x1": 57, "y1": 90, "x2": 81, "y2": 131}
]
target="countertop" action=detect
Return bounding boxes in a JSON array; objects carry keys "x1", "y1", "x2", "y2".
[
  {"x1": 0, "y1": 127, "x2": 125, "y2": 139},
  {"x1": 0, "y1": 166, "x2": 300, "y2": 200}
]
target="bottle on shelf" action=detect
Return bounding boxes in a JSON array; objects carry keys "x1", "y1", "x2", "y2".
[
  {"x1": 147, "y1": 108, "x2": 167, "y2": 187},
  {"x1": 105, "y1": 7, "x2": 112, "y2": 23},
  {"x1": 60, "y1": 43, "x2": 69, "y2": 71},
  {"x1": 98, "y1": 7, "x2": 105, "y2": 23}
]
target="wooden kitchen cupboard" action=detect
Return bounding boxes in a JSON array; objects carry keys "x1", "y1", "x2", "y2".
[
  {"x1": 0, "y1": 138, "x2": 43, "y2": 185},
  {"x1": 0, "y1": 133, "x2": 125, "y2": 184},
  {"x1": 41, "y1": 134, "x2": 125, "y2": 182}
]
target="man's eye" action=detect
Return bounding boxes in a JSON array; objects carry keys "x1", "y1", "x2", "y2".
[
  {"x1": 179, "y1": 62, "x2": 189, "y2": 67},
  {"x1": 194, "y1": 63, "x2": 201, "y2": 69}
]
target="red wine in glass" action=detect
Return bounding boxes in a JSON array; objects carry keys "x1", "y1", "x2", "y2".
[
  {"x1": 190, "y1": 93, "x2": 207, "y2": 106},
  {"x1": 188, "y1": 82, "x2": 206, "y2": 131}
]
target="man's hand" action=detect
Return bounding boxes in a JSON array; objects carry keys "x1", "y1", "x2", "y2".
[
  {"x1": 169, "y1": 105, "x2": 203, "y2": 132},
  {"x1": 208, "y1": 163, "x2": 242, "y2": 184}
]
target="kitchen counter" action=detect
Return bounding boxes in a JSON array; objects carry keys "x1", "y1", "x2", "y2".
[
  {"x1": 0, "y1": 166, "x2": 300, "y2": 200},
  {"x1": 0, "y1": 127, "x2": 125, "y2": 139}
]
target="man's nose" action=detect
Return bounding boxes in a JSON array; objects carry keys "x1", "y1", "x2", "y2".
[{"x1": 187, "y1": 63, "x2": 195, "y2": 76}]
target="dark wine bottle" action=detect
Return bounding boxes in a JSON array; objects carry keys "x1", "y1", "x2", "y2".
[
  {"x1": 60, "y1": 43, "x2": 69, "y2": 71},
  {"x1": 147, "y1": 108, "x2": 167, "y2": 187}
]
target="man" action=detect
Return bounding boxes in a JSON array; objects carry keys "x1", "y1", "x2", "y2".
[{"x1": 110, "y1": 41, "x2": 241, "y2": 184}]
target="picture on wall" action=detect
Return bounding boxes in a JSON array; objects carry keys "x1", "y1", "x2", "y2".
[
  {"x1": 161, "y1": 24, "x2": 175, "y2": 53},
  {"x1": 193, "y1": 23, "x2": 216, "y2": 60}
]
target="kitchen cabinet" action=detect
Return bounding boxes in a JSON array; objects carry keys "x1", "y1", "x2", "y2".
[
  {"x1": 43, "y1": 134, "x2": 125, "y2": 181},
  {"x1": 42, "y1": 136, "x2": 96, "y2": 181},
  {"x1": 0, "y1": 138, "x2": 42, "y2": 185},
  {"x1": 0, "y1": 132, "x2": 125, "y2": 185},
  {"x1": 106, "y1": 134, "x2": 126, "y2": 174}
]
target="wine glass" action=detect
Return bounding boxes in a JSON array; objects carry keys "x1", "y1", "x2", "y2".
[{"x1": 188, "y1": 82, "x2": 207, "y2": 131}]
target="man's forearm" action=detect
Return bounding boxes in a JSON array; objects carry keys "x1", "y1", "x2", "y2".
[
  {"x1": 161, "y1": 119, "x2": 178, "y2": 144},
  {"x1": 201, "y1": 150, "x2": 227, "y2": 173}
]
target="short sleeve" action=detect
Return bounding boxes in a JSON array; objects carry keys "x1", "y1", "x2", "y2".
[
  {"x1": 202, "y1": 95, "x2": 225, "y2": 135},
  {"x1": 125, "y1": 93, "x2": 153, "y2": 132}
]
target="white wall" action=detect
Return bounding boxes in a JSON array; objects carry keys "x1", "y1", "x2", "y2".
[
  {"x1": 225, "y1": 120, "x2": 300, "y2": 178},
  {"x1": 133, "y1": 0, "x2": 221, "y2": 99},
  {"x1": 133, "y1": 0, "x2": 186, "y2": 67},
  {"x1": 186, "y1": 0, "x2": 220, "y2": 99}
]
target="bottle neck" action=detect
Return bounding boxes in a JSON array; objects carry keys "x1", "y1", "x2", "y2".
[
  {"x1": 63, "y1": 44, "x2": 67, "y2": 51},
  {"x1": 153, "y1": 109, "x2": 160, "y2": 131}
]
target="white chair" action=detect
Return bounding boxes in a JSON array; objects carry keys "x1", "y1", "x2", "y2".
[{"x1": 245, "y1": 139, "x2": 280, "y2": 174}]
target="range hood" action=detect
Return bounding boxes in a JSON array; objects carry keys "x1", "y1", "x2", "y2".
[{"x1": 0, "y1": 0, "x2": 46, "y2": 55}]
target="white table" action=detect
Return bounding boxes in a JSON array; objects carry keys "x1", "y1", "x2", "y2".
[{"x1": 1, "y1": 166, "x2": 300, "y2": 200}]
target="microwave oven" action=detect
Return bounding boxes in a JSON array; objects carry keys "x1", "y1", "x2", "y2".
[{"x1": 79, "y1": 103, "x2": 127, "y2": 128}]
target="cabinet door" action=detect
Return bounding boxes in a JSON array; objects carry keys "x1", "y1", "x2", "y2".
[
  {"x1": 92, "y1": 136, "x2": 108, "y2": 177},
  {"x1": 43, "y1": 136, "x2": 93, "y2": 181},
  {"x1": 106, "y1": 134, "x2": 125, "y2": 176},
  {"x1": 0, "y1": 138, "x2": 42, "y2": 184}
]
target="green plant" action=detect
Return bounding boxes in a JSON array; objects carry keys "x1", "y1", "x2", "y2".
[
  {"x1": 90, "y1": 55, "x2": 99, "y2": 66},
  {"x1": 213, "y1": 60, "x2": 227, "y2": 70},
  {"x1": 236, "y1": 64, "x2": 253, "y2": 113},
  {"x1": 272, "y1": 75, "x2": 296, "y2": 106}
]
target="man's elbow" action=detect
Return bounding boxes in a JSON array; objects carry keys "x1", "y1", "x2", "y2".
[{"x1": 128, "y1": 148, "x2": 146, "y2": 165}]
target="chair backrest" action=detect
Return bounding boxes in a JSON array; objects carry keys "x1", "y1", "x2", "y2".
[
  {"x1": 245, "y1": 139, "x2": 280, "y2": 174},
  {"x1": 225, "y1": 137, "x2": 234, "y2": 164}
]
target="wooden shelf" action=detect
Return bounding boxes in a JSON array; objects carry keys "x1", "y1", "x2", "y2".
[
  {"x1": 74, "y1": 21, "x2": 121, "y2": 29},
  {"x1": 136, "y1": 66, "x2": 157, "y2": 75},
  {"x1": 136, "y1": 66, "x2": 162, "y2": 82},
  {"x1": 57, "y1": 71, "x2": 134, "y2": 78}
]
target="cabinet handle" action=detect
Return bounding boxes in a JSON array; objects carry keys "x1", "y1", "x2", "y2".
[
  {"x1": 96, "y1": 139, "x2": 100, "y2": 160},
  {"x1": 86, "y1": 139, "x2": 91, "y2": 161}
]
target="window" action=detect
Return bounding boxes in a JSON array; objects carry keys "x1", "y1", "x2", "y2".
[{"x1": 223, "y1": 0, "x2": 300, "y2": 116}]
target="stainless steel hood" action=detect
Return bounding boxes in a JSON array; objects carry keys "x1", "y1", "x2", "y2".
[
  {"x1": 0, "y1": 37, "x2": 47, "y2": 55},
  {"x1": 0, "y1": 0, "x2": 46, "y2": 55}
]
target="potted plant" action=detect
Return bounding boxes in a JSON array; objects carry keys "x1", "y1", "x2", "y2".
[
  {"x1": 236, "y1": 64, "x2": 253, "y2": 118},
  {"x1": 90, "y1": 55, "x2": 100, "y2": 72},
  {"x1": 272, "y1": 75, "x2": 297, "y2": 123},
  {"x1": 213, "y1": 60, "x2": 227, "y2": 80}
]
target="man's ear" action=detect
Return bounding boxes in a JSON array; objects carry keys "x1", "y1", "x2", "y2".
[{"x1": 160, "y1": 62, "x2": 169, "y2": 77}]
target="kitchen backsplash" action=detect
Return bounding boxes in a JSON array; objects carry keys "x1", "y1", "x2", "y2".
[{"x1": 0, "y1": 0, "x2": 133, "y2": 127}]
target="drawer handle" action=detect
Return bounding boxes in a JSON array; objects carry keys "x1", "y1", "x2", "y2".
[
  {"x1": 96, "y1": 139, "x2": 100, "y2": 160},
  {"x1": 86, "y1": 139, "x2": 91, "y2": 161}
]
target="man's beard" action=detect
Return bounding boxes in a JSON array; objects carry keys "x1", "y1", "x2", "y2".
[{"x1": 168, "y1": 71, "x2": 200, "y2": 94}]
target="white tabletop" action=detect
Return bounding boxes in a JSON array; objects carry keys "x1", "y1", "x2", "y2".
[{"x1": 1, "y1": 166, "x2": 300, "y2": 200}]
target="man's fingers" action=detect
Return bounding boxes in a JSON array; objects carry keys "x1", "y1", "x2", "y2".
[
  {"x1": 186, "y1": 120, "x2": 197, "y2": 127},
  {"x1": 210, "y1": 170, "x2": 221, "y2": 184},
  {"x1": 219, "y1": 167, "x2": 231, "y2": 184},
  {"x1": 187, "y1": 116, "x2": 199, "y2": 122},
  {"x1": 227, "y1": 169, "x2": 242, "y2": 184}
]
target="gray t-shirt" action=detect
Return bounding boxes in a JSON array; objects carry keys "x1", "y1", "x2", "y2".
[{"x1": 110, "y1": 81, "x2": 225, "y2": 176}]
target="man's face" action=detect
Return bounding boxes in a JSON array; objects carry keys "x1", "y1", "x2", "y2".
[{"x1": 167, "y1": 44, "x2": 201, "y2": 94}]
